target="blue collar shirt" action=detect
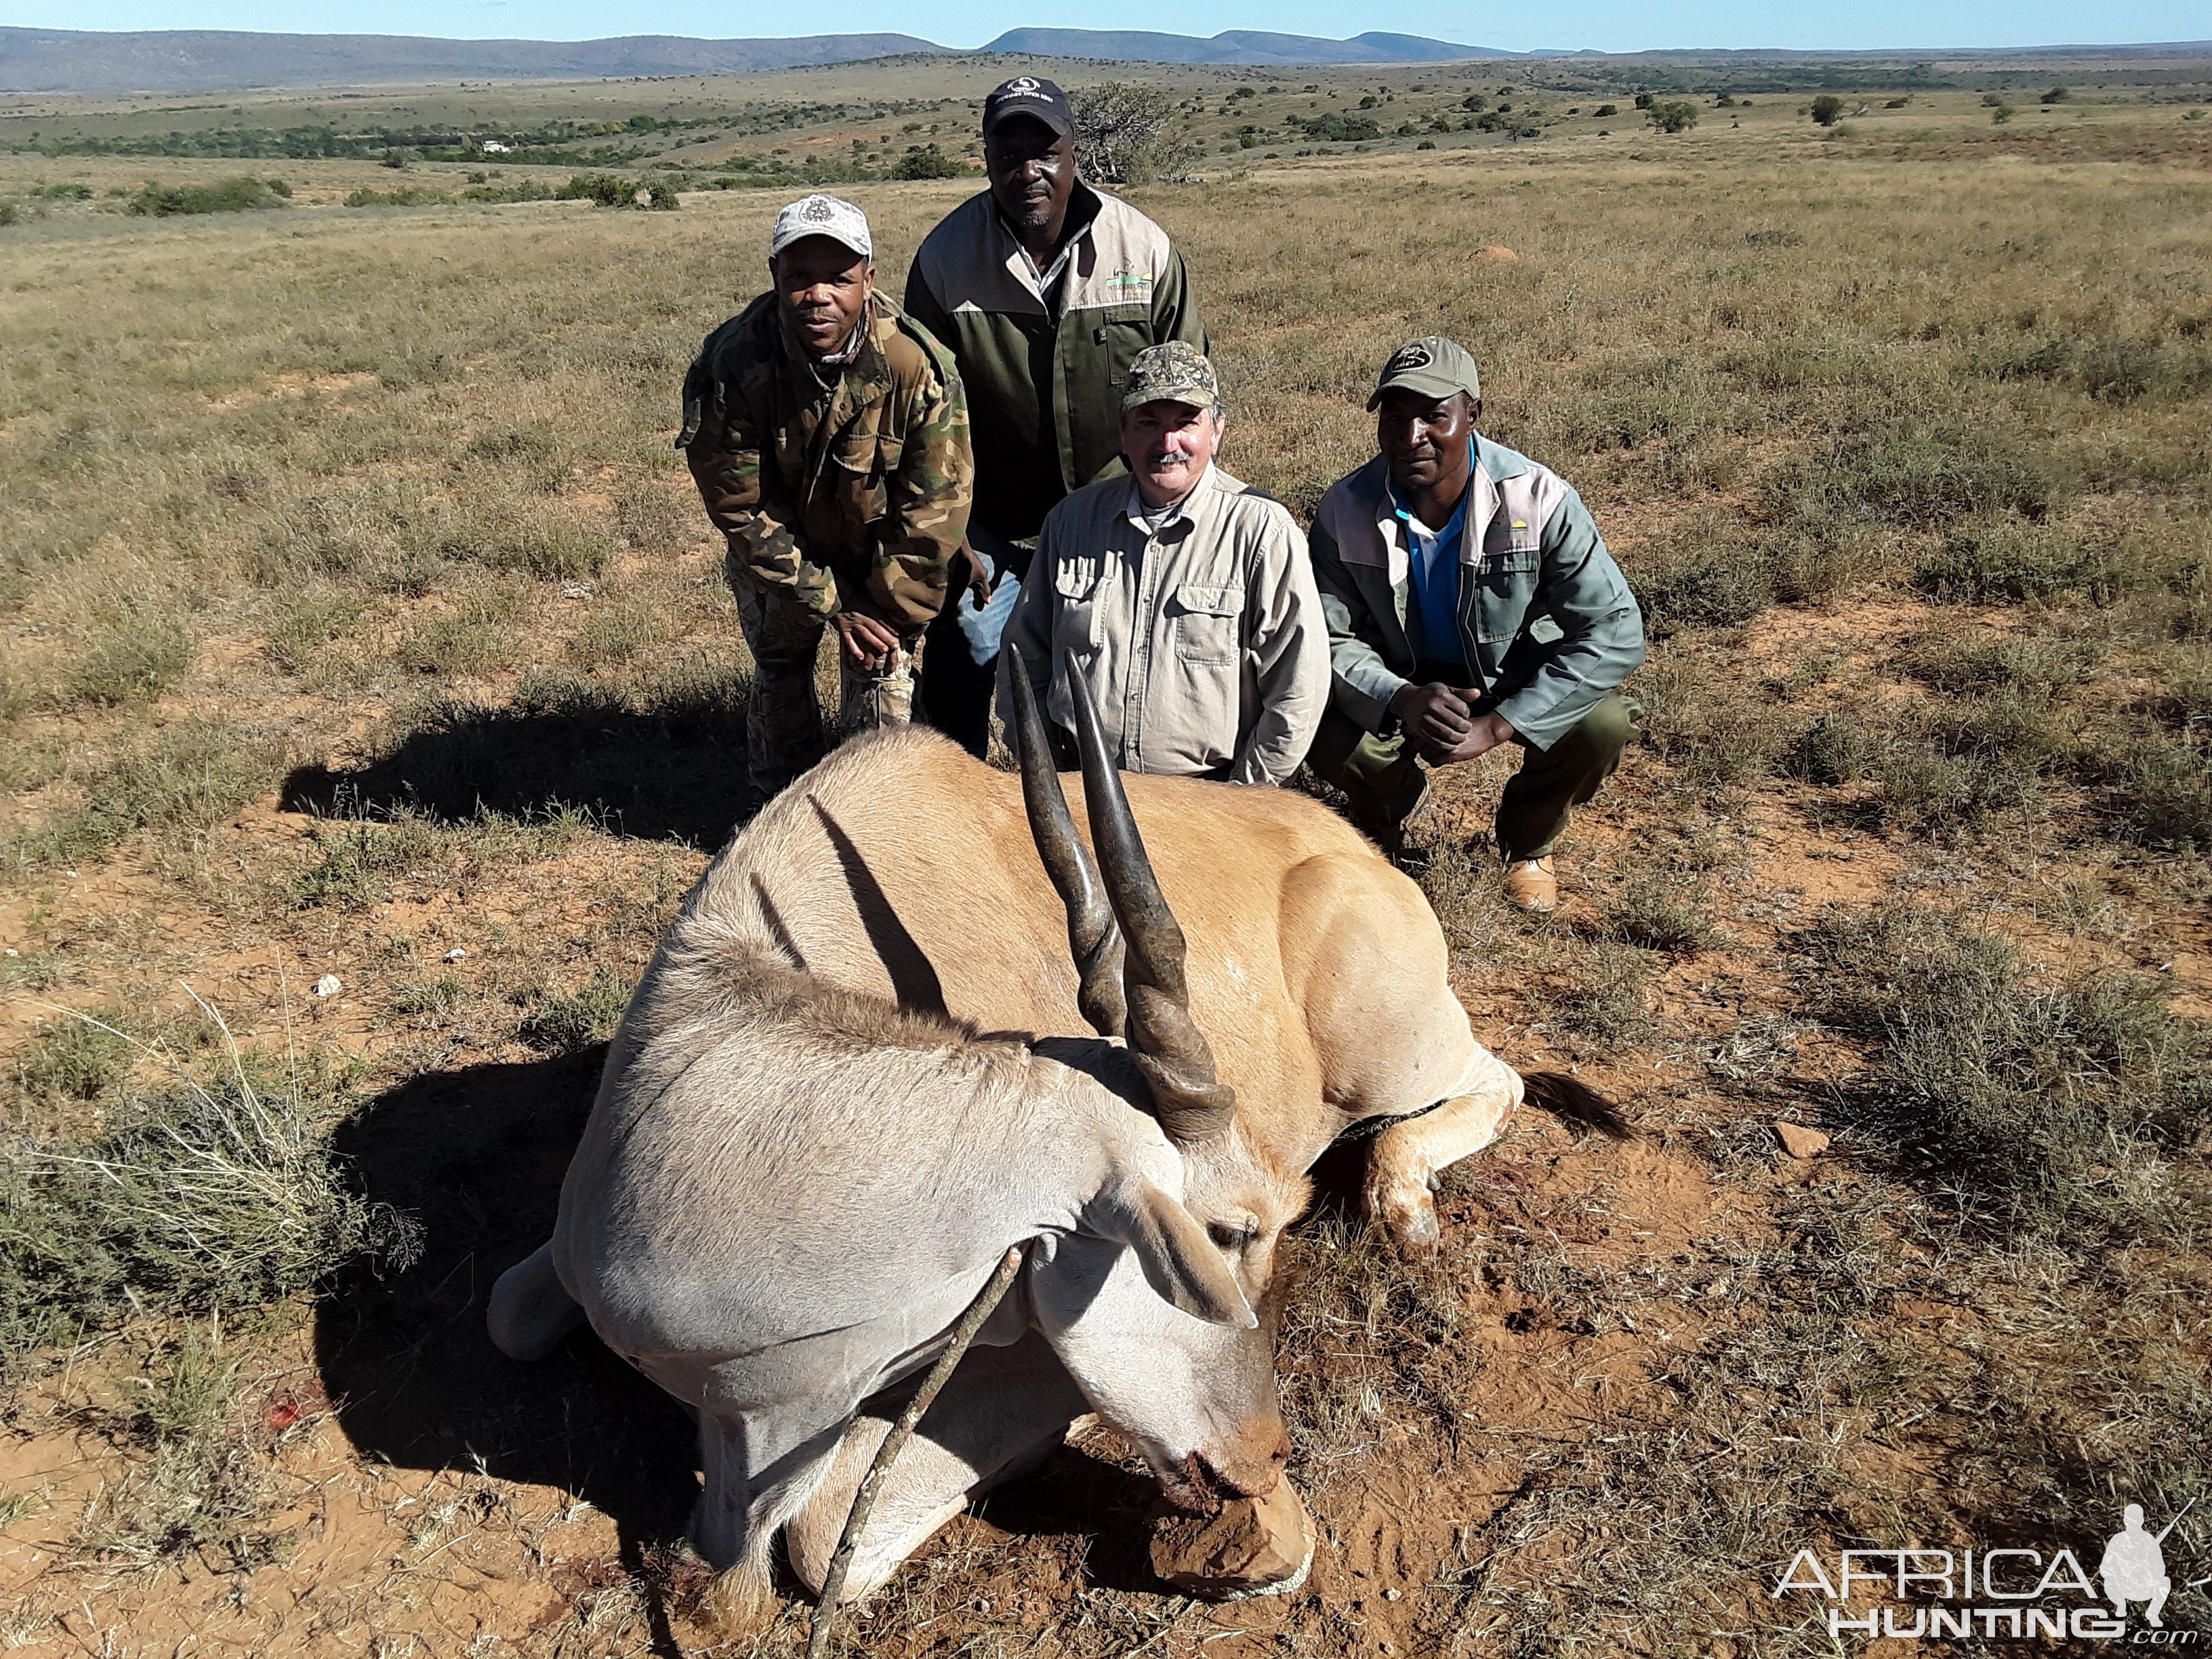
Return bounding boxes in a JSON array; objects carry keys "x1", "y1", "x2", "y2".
[{"x1": 1388, "y1": 466, "x2": 1471, "y2": 668}]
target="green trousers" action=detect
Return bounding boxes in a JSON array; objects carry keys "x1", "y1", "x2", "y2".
[{"x1": 1305, "y1": 685, "x2": 1634, "y2": 861}]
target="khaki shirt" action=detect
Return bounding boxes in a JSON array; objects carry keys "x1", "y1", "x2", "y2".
[{"x1": 1000, "y1": 464, "x2": 1328, "y2": 783}]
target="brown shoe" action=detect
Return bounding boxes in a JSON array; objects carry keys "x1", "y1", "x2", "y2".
[{"x1": 1503, "y1": 857, "x2": 1558, "y2": 913}]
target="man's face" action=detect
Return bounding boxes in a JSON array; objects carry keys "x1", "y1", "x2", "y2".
[
  {"x1": 771, "y1": 236, "x2": 873, "y2": 357},
  {"x1": 985, "y1": 115, "x2": 1076, "y2": 239},
  {"x1": 1377, "y1": 389, "x2": 1478, "y2": 499},
  {"x1": 1122, "y1": 401, "x2": 1222, "y2": 507}
]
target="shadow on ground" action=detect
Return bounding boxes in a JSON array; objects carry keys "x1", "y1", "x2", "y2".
[
  {"x1": 315, "y1": 1046, "x2": 698, "y2": 1647},
  {"x1": 281, "y1": 672, "x2": 760, "y2": 846}
]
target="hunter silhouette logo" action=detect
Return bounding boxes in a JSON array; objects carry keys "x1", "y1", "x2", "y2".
[
  {"x1": 1773, "y1": 1500, "x2": 2202, "y2": 1642},
  {"x1": 1388, "y1": 343, "x2": 1434, "y2": 373},
  {"x1": 2104, "y1": 1499, "x2": 2198, "y2": 1627}
]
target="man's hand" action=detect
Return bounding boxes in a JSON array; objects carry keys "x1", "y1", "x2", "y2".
[
  {"x1": 1389, "y1": 682, "x2": 1473, "y2": 761},
  {"x1": 1388, "y1": 683, "x2": 1516, "y2": 766},
  {"x1": 1433, "y1": 709, "x2": 1517, "y2": 765},
  {"x1": 832, "y1": 611, "x2": 903, "y2": 672},
  {"x1": 955, "y1": 540, "x2": 995, "y2": 608}
]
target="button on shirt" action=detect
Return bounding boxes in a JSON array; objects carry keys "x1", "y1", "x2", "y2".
[
  {"x1": 1000, "y1": 464, "x2": 1329, "y2": 783},
  {"x1": 1389, "y1": 476, "x2": 1470, "y2": 668}
]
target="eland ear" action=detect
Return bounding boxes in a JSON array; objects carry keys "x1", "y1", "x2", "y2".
[{"x1": 1092, "y1": 1177, "x2": 1256, "y2": 1329}]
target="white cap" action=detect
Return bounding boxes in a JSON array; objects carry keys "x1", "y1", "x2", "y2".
[{"x1": 769, "y1": 194, "x2": 872, "y2": 261}]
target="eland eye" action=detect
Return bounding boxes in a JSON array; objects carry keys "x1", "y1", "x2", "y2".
[{"x1": 1208, "y1": 1221, "x2": 1258, "y2": 1252}]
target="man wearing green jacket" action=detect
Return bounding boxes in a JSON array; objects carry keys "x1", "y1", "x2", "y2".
[
  {"x1": 1305, "y1": 337, "x2": 1645, "y2": 912},
  {"x1": 905, "y1": 75, "x2": 1209, "y2": 756}
]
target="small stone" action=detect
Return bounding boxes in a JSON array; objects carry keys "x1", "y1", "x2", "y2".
[
  {"x1": 1383, "y1": 1586, "x2": 1403, "y2": 1601},
  {"x1": 312, "y1": 974, "x2": 343, "y2": 998},
  {"x1": 1151, "y1": 1479, "x2": 1314, "y2": 1597},
  {"x1": 445, "y1": 947, "x2": 468, "y2": 962},
  {"x1": 1774, "y1": 1122, "x2": 1830, "y2": 1160}
]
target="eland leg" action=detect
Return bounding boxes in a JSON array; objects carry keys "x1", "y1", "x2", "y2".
[
  {"x1": 783, "y1": 1334, "x2": 1088, "y2": 1605},
  {"x1": 1364, "y1": 1051, "x2": 1524, "y2": 1252},
  {"x1": 487, "y1": 1242, "x2": 586, "y2": 1361}
]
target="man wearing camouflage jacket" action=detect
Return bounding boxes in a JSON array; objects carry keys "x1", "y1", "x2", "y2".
[{"x1": 681, "y1": 193, "x2": 971, "y2": 795}]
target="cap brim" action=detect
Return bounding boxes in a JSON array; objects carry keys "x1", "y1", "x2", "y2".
[
  {"x1": 983, "y1": 104, "x2": 1073, "y2": 139},
  {"x1": 771, "y1": 230, "x2": 871, "y2": 260},
  {"x1": 1368, "y1": 374, "x2": 1475, "y2": 410}
]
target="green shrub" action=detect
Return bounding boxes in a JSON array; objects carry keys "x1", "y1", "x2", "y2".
[
  {"x1": 1781, "y1": 713, "x2": 1874, "y2": 786},
  {"x1": 65, "y1": 611, "x2": 193, "y2": 707},
  {"x1": 127, "y1": 178, "x2": 289, "y2": 216},
  {"x1": 0, "y1": 1042, "x2": 419, "y2": 1360},
  {"x1": 1797, "y1": 907, "x2": 2207, "y2": 1242},
  {"x1": 2098, "y1": 737, "x2": 2212, "y2": 848},
  {"x1": 459, "y1": 179, "x2": 556, "y2": 203},
  {"x1": 1630, "y1": 535, "x2": 1774, "y2": 636},
  {"x1": 893, "y1": 144, "x2": 966, "y2": 180},
  {"x1": 557, "y1": 173, "x2": 674, "y2": 209},
  {"x1": 517, "y1": 970, "x2": 634, "y2": 1053},
  {"x1": 344, "y1": 185, "x2": 453, "y2": 207},
  {"x1": 16, "y1": 1015, "x2": 134, "y2": 1105},
  {"x1": 1809, "y1": 95, "x2": 1845, "y2": 126},
  {"x1": 1599, "y1": 872, "x2": 1716, "y2": 955},
  {"x1": 1646, "y1": 101, "x2": 1698, "y2": 134},
  {"x1": 1771, "y1": 430, "x2": 2060, "y2": 528},
  {"x1": 1913, "y1": 524, "x2": 2129, "y2": 602},
  {"x1": 22, "y1": 723, "x2": 275, "y2": 870}
]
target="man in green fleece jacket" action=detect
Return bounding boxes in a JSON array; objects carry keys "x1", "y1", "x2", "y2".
[{"x1": 905, "y1": 75, "x2": 1209, "y2": 757}]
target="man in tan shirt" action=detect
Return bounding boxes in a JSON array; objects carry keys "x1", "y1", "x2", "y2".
[{"x1": 1000, "y1": 344, "x2": 1326, "y2": 783}]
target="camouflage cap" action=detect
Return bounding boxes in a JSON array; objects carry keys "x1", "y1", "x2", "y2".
[
  {"x1": 1122, "y1": 342, "x2": 1221, "y2": 413},
  {"x1": 1366, "y1": 335, "x2": 1481, "y2": 410}
]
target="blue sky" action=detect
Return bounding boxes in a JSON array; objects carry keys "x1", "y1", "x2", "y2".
[{"x1": 3, "y1": 0, "x2": 2205, "y2": 52}]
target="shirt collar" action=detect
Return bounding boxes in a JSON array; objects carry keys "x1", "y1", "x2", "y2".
[
  {"x1": 994, "y1": 180, "x2": 1104, "y2": 302},
  {"x1": 1123, "y1": 462, "x2": 1215, "y2": 532}
]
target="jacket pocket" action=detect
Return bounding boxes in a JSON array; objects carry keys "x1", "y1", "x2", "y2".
[
  {"x1": 1168, "y1": 581, "x2": 1244, "y2": 667},
  {"x1": 1094, "y1": 309, "x2": 1158, "y2": 389},
  {"x1": 826, "y1": 430, "x2": 891, "y2": 531},
  {"x1": 1471, "y1": 548, "x2": 1539, "y2": 643}
]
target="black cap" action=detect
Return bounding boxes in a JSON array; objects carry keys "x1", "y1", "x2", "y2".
[{"x1": 982, "y1": 75, "x2": 1076, "y2": 140}]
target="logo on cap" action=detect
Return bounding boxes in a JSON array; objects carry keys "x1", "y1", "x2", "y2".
[
  {"x1": 1003, "y1": 76, "x2": 1043, "y2": 98},
  {"x1": 1389, "y1": 343, "x2": 1435, "y2": 373},
  {"x1": 800, "y1": 195, "x2": 833, "y2": 222}
]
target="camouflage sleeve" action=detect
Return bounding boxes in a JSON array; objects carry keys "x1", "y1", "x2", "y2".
[
  {"x1": 682, "y1": 343, "x2": 840, "y2": 619},
  {"x1": 867, "y1": 356, "x2": 972, "y2": 632}
]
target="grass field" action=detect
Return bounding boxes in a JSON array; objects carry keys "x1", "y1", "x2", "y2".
[{"x1": 2, "y1": 49, "x2": 2209, "y2": 1659}]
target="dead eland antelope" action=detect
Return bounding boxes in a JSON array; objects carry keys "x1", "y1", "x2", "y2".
[{"x1": 489, "y1": 669, "x2": 1620, "y2": 1622}]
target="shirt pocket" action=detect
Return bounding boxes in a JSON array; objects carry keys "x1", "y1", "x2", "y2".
[
  {"x1": 826, "y1": 429, "x2": 893, "y2": 533},
  {"x1": 1168, "y1": 581, "x2": 1244, "y2": 667},
  {"x1": 1053, "y1": 555, "x2": 1105, "y2": 651},
  {"x1": 1469, "y1": 545, "x2": 1540, "y2": 642}
]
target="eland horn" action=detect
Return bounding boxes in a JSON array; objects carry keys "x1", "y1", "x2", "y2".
[
  {"x1": 1006, "y1": 652, "x2": 1126, "y2": 1040},
  {"x1": 1062, "y1": 667, "x2": 1237, "y2": 1143}
]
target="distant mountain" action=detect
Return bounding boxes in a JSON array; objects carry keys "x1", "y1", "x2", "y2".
[
  {"x1": 0, "y1": 26, "x2": 947, "y2": 93},
  {"x1": 0, "y1": 24, "x2": 1513, "y2": 94},
  {"x1": 975, "y1": 28, "x2": 1510, "y2": 64}
]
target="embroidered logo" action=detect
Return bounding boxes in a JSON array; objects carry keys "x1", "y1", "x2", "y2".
[
  {"x1": 800, "y1": 196, "x2": 834, "y2": 222},
  {"x1": 1387, "y1": 342, "x2": 1435, "y2": 373},
  {"x1": 1004, "y1": 76, "x2": 1044, "y2": 98}
]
